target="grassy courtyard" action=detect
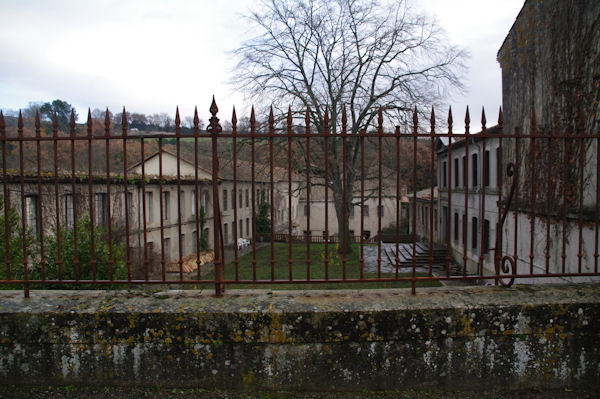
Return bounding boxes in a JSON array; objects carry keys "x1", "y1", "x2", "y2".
[{"x1": 219, "y1": 242, "x2": 442, "y2": 290}]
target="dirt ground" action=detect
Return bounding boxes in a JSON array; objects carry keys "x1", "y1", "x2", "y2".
[{"x1": 0, "y1": 386, "x2": 597, "y2": 399}]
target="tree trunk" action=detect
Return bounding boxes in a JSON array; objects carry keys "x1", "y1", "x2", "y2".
[{"x1": 332, "y1": 173, "x2": 355, "y2": 255}]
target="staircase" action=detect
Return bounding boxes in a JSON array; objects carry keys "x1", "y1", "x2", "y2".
[{"x1": 382, "y1": 242, "x2": 466, "y2": 275}]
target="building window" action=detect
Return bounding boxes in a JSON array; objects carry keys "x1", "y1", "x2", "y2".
[
  {"x1": 239, "y1": 189, "x2": 243, "y2": 209},
  {"x1": 484, "y1": 219, "x2": 491, "y2": 253},
  {"x1": 363, "y1": 205, "x2": 369, "y2": 217},
  {"x1": 231, "y1": 189, "x2": 235, "y2": 210},
  {"x1": 496, "y1": 147, "x2": 501, "y2": 188},
  {"x1": 224, "y1": 223, "x2": 228, "y2": 244},
  {"x1": 121, "y1": 191, "x2": 132, "y2": 219},
  {"x1": 25, "y1": 195, "x2": 39, "y2": 236},
  {"x1": 303, "y1": 230, "x2": 311, "y2": 237},
  {"x1": 180, "y1": 191, "x2": 185, "y2": 219},
  {"x1": 245, "y1": 189, "x2": 249, "y2": 207},
  {"x1": 164, "y1": 237, "x2": 171, "y2": 260},
  {"x1": 95, "y1": 193, "x2": 107, "y2": 226},
  {"x1": 246, "y1": 218, "x2": 249, "y2": 237},
  {"x1": 147, "y1": 241, "x2": 154, "y2": 258},
  {"x1": 64, "y1": 194, "x2": 74, "y2": 229},
  {"x1": 472, "y1": 217, "x2": 478, "y2": 249},
  {"x1": 145, "y1": 191, "x2": 153, "y2": 223},
  {"x1": 462, "y1": 214, "x2": 466, "y2": 244},
  {"x1": 304, "y1": 204, "x2": 308, "y2": 216},
  {"x1": 162, "y1": 191, "x2": 170, "y2": 220},
  {"x1": 191, "y1": 192, "x2": 196, "y2": 216},
  {"x1": 350, "y1": 206, "x2": 355, "y2": 218},
  {"x1": 462, "y1": 156, "x2": 466, "y2": 188},
  {"x1": 472, "y1": 153, "x2": 478, "y2": 187},
  {"x1": 256, "y1": 189, "x2": 260, "y2": 206},
  {"x1": 239, "y1": 219, "x2": 243, "y2": 238},
  {"x1": 484, "y1": 150, "x2": 490, "y2": 187},
  {"x1": 192, "y1": 230, "x2": 197, "y2": 253},
  {"x1": 223, "y1": 189, "x2": 228, "y2": 211},
  {"x1": 377, "y1": 205, "x2": 384, "y2": 217},
  {"x1": 442, "y1": 161, "x2": 447, "y2": 187},
  {"x1": 202, "y1": 191, "x2": 208, "y2": 211},
  {"x1": 454, "y1": 158, "x2": 459, "y2": 188},
  {"x1": 454, "y1": 212, "x2": 459, "y2": 242},
  {"x1": 180, "y1": 233, "x2": 185, "y2": 254}
]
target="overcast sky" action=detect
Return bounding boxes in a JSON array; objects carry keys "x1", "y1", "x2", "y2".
[{"x1": 0, "y1": 0, "x2": 523, "y2": 130}]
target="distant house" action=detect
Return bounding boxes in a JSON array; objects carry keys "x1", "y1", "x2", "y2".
[
  {"x1": 4, "y1": 148, "x2": 302, "y2": 274},
  {"x1": 294, "y1": 177, "x2": 410, "y2": 241},
  {"x1": 436, "y1": 127, "x2": 501, "y2": 275},
  {"x1": 129, "y1": 149, "x2": 301, "y2": 260},
  {"x1": 432, "y1": 0, "x2": 600, "y2": 282},
  {"x1": 411, "y1": 186, "x2": 438, "y2": 244}
]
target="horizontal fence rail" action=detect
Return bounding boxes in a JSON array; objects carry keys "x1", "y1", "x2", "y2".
[{"x1": 1, "y1": 99, "x2": 599, "y2": 296}]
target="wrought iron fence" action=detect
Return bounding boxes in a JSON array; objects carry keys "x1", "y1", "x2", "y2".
[{"x1": 1, "y1": 98, "x2": 599, "y2": 297}]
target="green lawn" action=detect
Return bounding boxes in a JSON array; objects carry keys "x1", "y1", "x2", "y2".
[{"x1": 219, "y1": 243, "x2": 442, "y2": 290}]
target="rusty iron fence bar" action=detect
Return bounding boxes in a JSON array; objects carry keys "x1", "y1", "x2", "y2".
[{"x1": 1, "y1": 98, "x2": 599, "y2": 298}]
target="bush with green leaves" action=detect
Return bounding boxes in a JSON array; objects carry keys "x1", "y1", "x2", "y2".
[
  {"x1": 43, "y1": 214, "x2": 127, "y2": 287},
  {"x1": 0, "y1": 195, "x2": 34, "y2": 284},
  {"x1": 255, "y1": 200, "x2": 271, "y2": 238}
]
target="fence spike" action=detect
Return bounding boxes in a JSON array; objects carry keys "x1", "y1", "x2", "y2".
[
  {"x1": 86, "y1": 109, "x2": 92, "y2": 137},
  {"x1": 207, "y1": 97, "x2": 222, "y2": 134},
  {"x1": 175, "y1": 106, "x2": 181, "y2": 128},
  {"x1": 324, "y1": 106, "x2": 330, "y2": 135},
  {"x1": 18, "y1": 110, "x2": 24, "y2": 134},
  {"x1": 87, "y1": 109, "x2": 93, "y2": 138},
  {"x1": 122, "y1": 107, "x2": 128, "y2": 134},
  {"x1": 104, "y1": 108, "x2": 111, "y2": 136},
  {"x1": 210, "y1": 96, "x2": 218, "y2": 116},
  {"x1": 35, "y1": 110, "x2": 41, "y2": 135},
  {"x1": 250, "y1": 106, "x2": 256, "y2": 132},
  {"x1": 70, "y1": 109, "x2": 76, "y2": 136},
  {"x1": 378, "y1": 107, "x2": 383, "y2": 129},
  {"x1": 287, "y1": 106, "x2": 292, "y2": 128},
  {"x1": 481, "y1": 106, "x2": 487, "y2": 130},
  {"x1": 498, "y1": 106, "x2": 503, "y2": 129},
  {"x1": 0, "y1": 110, "x2": 4, "y2": 132},
  {"x1": 305, "y1": 106, "x2": 310, "y2": 134},
  {"x1": 52, "y1": 111, "x2": 58, "y2": 136},
  {"x1": 193, "y1": 106, "x2": 199, "y2": 128},
  {"x1": 465, "y1": 106, "x2": 470, "y2": 129},
  {"x1": 342, "y1": 105, "x2": 347, "y2": 133},
  {"x1": 232, "y1": 107, "x2": 237, "y2": 127},
  {"x1": 269, "y1": 106, "x2": 274, "y2": 130},
  {"x1": 412, "y1": 106, "x2": 418, "y2": 129},
  {"x1": 430, "y1": 106, "x2": 435, "y2": 133},
  {"x1": 448, "y1": 106, "x2": 453, "y2": 133}
]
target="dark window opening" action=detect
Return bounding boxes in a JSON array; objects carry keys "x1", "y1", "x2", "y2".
[
  {"x1": 484, "y1": 219, "x2": 491, "y2": 253},
  {"x1": 454, "y1": 212, "x2": 459, "y2": 242},
  {"x1": 472, "y1": 217, "x2": 478, "y2": 249},
  {"x1": 472, "y1": 153, "x2": 478, "y2": 187}
]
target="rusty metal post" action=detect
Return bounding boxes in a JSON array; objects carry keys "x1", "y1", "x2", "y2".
[
  {"x1": 17, "y1": 112, "x2": 29, "y2": 297},
  {"x1": 208, "y1": 97, "x2": 224, "y2": 295}
]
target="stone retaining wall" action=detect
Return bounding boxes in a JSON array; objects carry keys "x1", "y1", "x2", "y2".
[{"x1": 1, "y1": 285, "x2": 599, "y2": 391}]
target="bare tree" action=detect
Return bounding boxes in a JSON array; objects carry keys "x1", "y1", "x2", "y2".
[{"x1": 232, "y1": 0, "x2": 466, "y2": 252}]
